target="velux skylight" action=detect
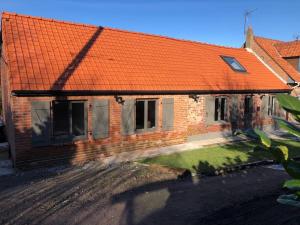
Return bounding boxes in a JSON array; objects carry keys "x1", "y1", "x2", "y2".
[{"x1": 221, "y1": 56, "x2": 247, "y2": 72}]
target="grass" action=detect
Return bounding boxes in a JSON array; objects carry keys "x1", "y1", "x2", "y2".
[{"x1": 140, "y1": 139, "x2": 300, "y2": 175}]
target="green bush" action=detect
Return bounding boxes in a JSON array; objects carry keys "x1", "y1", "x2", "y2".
[{"x1": 240, "y1": 94, "x2": 300, "y2": 207}]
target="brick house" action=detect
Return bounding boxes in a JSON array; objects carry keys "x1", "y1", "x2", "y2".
[
  {"x1": 245, "y1": 27, "x2": 300, "y2": 96},
  {"x1": 0, "y1": 13, "x2": 290, "y2": 168}
]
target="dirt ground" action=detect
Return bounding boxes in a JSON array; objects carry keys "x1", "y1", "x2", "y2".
[{"x1": 0, "y1": 161, "x2": 300, "y2": 225}]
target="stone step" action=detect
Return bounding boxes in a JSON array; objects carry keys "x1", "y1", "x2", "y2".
[
  {"x1": 0, "y1": 160, "x2": 12, "y2": 168},
  {"x1": 0, "y1": 159, "x2": 14, "y2": 176},
  {"x1": 0, "y1": 167, "x2": 14, "y2": 176},
  {"x1": 0, "y1": 142, "x2": 9, "y2": 152}
]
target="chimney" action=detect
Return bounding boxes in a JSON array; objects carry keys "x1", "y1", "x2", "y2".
[{"x1": 245, "y1": 26, "x2": 254, "y2": 49}]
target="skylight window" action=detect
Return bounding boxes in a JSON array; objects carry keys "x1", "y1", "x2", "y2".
[{"x1": 221, "y1": 56, "x2": 247, "y2": 72}]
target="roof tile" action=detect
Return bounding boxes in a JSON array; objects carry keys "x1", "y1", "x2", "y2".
[
  {"x1": 1, "y1": 12, "x2": 289, "y2": 92},
  {"x1": 255, "y1": 36, "x2": 300, "y2": 82}
]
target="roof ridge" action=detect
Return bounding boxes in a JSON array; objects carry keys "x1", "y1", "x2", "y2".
[
  {"x1": 254, "y1": 35, "x2": 284, "y2": 43},
  {"x1": 106, "y1": 26, "x2": 243, "y2": 50},
  {"x1": 1, "y1": 11, "x2": 244, "y2": 51},
  {"x1": 276, "y1": 40, "x2": 300, "y2": 46},
  {"x1": 1, "y1": 11, "x2": 98, "y2": 28}
]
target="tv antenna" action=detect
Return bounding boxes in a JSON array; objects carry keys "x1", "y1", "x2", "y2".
[
  {"x1": 293, "y1": 34, "x2": 300, "y2": 41},
  {"x1": 244, "y1": 8, "x2": 257, "y2": 35}
]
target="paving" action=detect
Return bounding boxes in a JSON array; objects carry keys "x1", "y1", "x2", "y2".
[
  {"x1": 0, "y1": 161, "x2": 299, "y2": 225},
  {"x1": 0, "y1": 143, "x2": 14, "y2": 176}
]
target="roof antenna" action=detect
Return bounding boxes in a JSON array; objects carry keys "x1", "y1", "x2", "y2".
[
  {"x1": 293, "y1": 34, "x2": 300, "y2": 41},
  {"x1": 244, "y1": 8, "x2": 257, "y2": 36}
]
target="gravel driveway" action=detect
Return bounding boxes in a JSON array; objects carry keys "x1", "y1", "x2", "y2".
[{"x1": 0, "y1": 161, "x2": 299, "y2": 225}]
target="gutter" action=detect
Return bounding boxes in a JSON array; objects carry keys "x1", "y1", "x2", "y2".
[
  {"x1": 292, "y1": 82, "x2": 300, "y2": 90},
  {"x1": 11, "y1": 89, "x2": 291, "y2": 97}
]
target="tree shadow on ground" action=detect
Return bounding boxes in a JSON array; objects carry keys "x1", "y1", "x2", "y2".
[
  {"x1": 109, "y1": 139, "x2": 300, "y2": 225},
  {"x1": 110, "y1": 160, "x2": 300, "y2": 225}
]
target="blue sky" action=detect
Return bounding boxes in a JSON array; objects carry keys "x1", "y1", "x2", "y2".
[{"x1": 1, "y1": 0, "x2": 300, "y2": 47}]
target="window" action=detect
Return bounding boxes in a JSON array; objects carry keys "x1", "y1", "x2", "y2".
[
  {"x1": 135, "y1": 99, "x2": 157, "y2": 132},
  {"x1": 221, "y1": 56, "x2": 247, "y2": 72},
  {"x1": 244, "y1": 96, "x2": 253, "y2": 114},
  {"x1": 268, "y1": 96, "x2": 276, "y2": 116},
  {"x1": 53, "y1": 101, "x2": 87, "y2": 140},
  {"x1": 214, "y1": 97, "x2": 227, "y2": 121}
]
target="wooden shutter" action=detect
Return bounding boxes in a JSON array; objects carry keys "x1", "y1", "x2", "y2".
[
  {"x1": 205, "y1": 96, "x2": 215, "y2": 125},
  {"x1": 249, "y1": 97, "x2": 254, "y2": 113},
  {"x1": 31, "y1": 101, "x2": 51, "y2": 146},
  {"x1": 92, "y1": 99, "x2": 109, "y2": 139},
  {"x1": 261, "y1": 95, "x2": 269, "y2": 117},
  {"x1": 121, "y1": 99, "x2": 135, "y2": 135},
  {"x1": 223, "y1": 97, "x2": 228, "y2": 121},
  {"x1": 230, "y1": 95, "x2": 239, "y2": 124},
  {"x1": 274, "y1": 98, "x2": 285, "y2": 118},
  {"x1": 162, "y1": 98, "x2": 174, "y2": 131}
]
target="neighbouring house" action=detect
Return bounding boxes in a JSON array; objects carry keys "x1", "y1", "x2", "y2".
[
  {"x1": 245, "y1": 27, "x2": 300, "y2": 97},
  {"x1": 0, "y1": 12, "x2": 290, "y2": 168}
]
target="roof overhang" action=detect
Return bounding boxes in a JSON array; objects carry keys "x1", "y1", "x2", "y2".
[{"x1": 11, "y1": 89, "x2": 291, "y2": 97}]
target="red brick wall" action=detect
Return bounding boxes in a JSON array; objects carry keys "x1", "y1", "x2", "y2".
[
  {"x1": 186, "y1": 94, "x2": 274, "y2": 136},
  {"x1": 285, "y1": 57, "x2": 299, "y2": 71},
  {"x1": 12, "y1": 95, "x2": 189, "y2": 167},
  {"x1": 7, "y1": 92, "x2": 278, "y2": 168},
  {"x1": 1, "y1": 46, "x2": 17, "y2": 163}
]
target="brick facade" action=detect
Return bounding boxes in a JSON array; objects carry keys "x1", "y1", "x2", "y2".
[
  {"x1": 8, "y1": 92, "x2": 276, "y2": 168},
  {"x1": 11, "y1": 95, "x2": 188, "y2": 167},
  {"x1": 186, "y1": 94, "x2": 274, "y2": 136}
]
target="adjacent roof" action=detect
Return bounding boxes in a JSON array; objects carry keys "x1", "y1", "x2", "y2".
[
  {"x1": 275, "y1": 40, "x2": 300, "y2": 58},
  {"x1": 1, "y1": 12, "x2": 289, "y2": 93},
  {"x1": 254, "y1": 36, "x2": 300, "y2": 82}
]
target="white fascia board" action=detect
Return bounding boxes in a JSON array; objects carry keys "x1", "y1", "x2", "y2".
[{"x1": 245, "y1": 47, "x2": 288, "y2": 84}]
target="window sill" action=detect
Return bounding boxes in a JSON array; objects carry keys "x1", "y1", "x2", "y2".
[
  {"x1": 51, "y1": 135, "x2": 88, "y2": 146},
  {"x1": 211, "y1": 120, "x2": 229, "y2": 125},
  {"x1": 135, "y1": 127, "x2": 157, "y2": 135}
]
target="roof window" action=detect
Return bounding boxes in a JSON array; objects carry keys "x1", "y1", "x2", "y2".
[{"x1": 221, "y1": 56, "x2": 247, "y2": 72}]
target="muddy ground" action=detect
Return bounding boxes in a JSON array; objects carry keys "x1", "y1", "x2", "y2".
[{"x1": 0, "y1": 161, "x2": 300, "y2": 225}]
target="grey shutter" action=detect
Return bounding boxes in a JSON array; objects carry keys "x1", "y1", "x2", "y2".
[
  {"x1": 31, "y1": 101, "x2": 51, "y2": 146},
  {"x1": 224, "y1": 97, "x2": 228, "y2": 121},
  {"x1": 92, "y1": 99, "x2": 109, "y2": 139},
  {"x1": 274, "y1": 98, "x2": 285, "y2": 118},
  {"x1": 230, "y1": 95, "x2": 239, "y2": 129},
  {"x1": 249, "y1": 97, "x2": 254, "y2": 113},
  {"x1": 261, "y1": 95, "x2": 269, "y2": 117},
  {"x1": 162, "y1": 98, "x2": 174, "y2": 131},
  {"x1": 205, "y1": 96, "x2": 215, "y2": 125},
  {"x1": 121, "y1": 99, "x2": 135, "y2": 135}
]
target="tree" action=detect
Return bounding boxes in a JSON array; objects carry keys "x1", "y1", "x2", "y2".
[{"x1": 241, "y1": 94, "x2": 300, "y2": 207}]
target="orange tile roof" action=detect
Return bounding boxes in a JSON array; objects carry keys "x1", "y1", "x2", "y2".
[
  {"x1": 1, "y1": 12, "x2": 289, "y2": 93},
  {"x1": 275, "y1": 40, "x2": 300, "y2": 58},
  {"x1": 255, "y1": 36, "x2": 300, "y2": 82}
]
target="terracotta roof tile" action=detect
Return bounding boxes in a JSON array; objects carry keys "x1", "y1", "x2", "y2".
[
  {"x1": 255, "y1": 36, "x2": 300, "y2": 82},
  {"x1": 1, "y1": 12, "x2": 289, "y2": 92},
  {"x1": 275, "y1": 40, "x2": 300, "y2": 58}
]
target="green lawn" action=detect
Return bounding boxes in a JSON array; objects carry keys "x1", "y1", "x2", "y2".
[{"x1": 140, "y1": 140, "x2": 300, "y2": 175}]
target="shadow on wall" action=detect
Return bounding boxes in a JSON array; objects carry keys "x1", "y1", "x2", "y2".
[
  {"x1": 13, "y1": 27, "x2": 105, "y2": 168},
  {"x1": 199, "y1": 68, "x2": 268, "y2": 140}
]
